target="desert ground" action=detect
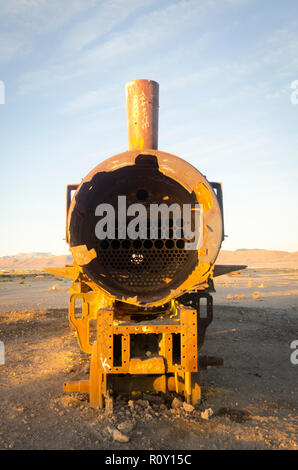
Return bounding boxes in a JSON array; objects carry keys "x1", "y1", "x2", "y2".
[{"x1": 0, "y1": 265, "x2": 297, "y2": 450}]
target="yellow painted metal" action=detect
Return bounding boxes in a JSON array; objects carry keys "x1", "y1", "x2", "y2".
[
  {"x1": 129, "y1": 357, "x2": 165, "y2": 374},
  {"x1": 63, "y1": 371, "x2": 201, "y2": 404},
  {"x1": 63, "y1": 294, "x2": 201, "y2": 409},
  {"x1": 57, "y1": 81, "x2": 217, "y2": 409},
  {"x1": 44, "y1": 266, "x2": 80, "y2": 280},
  {"x1": 89, "y1": 340, "x2": 103, "y2": 409},
  {"x1": 68, "y1": 293, "x2": 99, "y2": 354},
  {"x1": 126, "y1": 79, "x2": 159, "y2": 151},
  {"x1": 191, "y1": 378, "x2": 201, "y2": 405},
  {"x1": 66, "y1": 148, "x2": 222, "y2": 308},
  {"x1": 63, "y1": 380, "x2": 89, "y2": 393},
  {"x1": 180, "y1": 307, "x2": 198, "y2": 374}
]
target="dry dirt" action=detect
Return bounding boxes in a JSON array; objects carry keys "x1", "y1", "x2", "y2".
[{"x1": 0, "y1": 269, "x2": 297, "y2": 450}]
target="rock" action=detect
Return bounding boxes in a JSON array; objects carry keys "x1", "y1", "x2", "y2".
[
  {"x1": 216, "y1": 407, "x2": 251, "y2": 423},
  {"x1": 105, "y1": 396, "x2": 113, "y2": 414},
  {"x1": 14, "y1": 406, "x2": 25, "y2": 414},
  {"x1": 136, "y1": 399, "x2": 149, "y2": 407},
  {"x1": 183, "y1": 402, "x2": 194, "y2": 413},
  {"x1": 143, "y1": 393, "x2": 165, "y2": 405},
  {"x1": 49, "y1": 284, "x2": 60, "y2": 291},
  {"x1": 117, "y1": 420, "x2": 135, "y2": 433},
  {"x1": 60, "y1": 396, "x2": 81, "y2": 408},
  {"x1": 112, "y1": 429, "x2": 130, "y2": 443},
  {"x1": 201, "y1": 408, "x2": 213, "y2": 420},
  {"x1": 171, "y1": 397, "x2": 183, "y2": 409}
]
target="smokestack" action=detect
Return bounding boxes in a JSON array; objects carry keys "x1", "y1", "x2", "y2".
[{"x1": 125, "y1": 79, "x2": 159, "y2": 150}]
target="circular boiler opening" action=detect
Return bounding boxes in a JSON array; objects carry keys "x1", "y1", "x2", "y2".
[{"x1": 69, "y1": 154, "x2": 198, "y2": 303}]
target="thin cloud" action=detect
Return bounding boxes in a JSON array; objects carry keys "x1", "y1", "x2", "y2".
[
  {"x1": 59, "y1": 0, "x2": 162, "y2": 55},
  {"x1": 62, "y1": 83, "x2": 120, "y2": 112},
  {"x1": 168, "y1": 133, "x2": 269, "y2": 164},
  {"x1": 0, "y1": 0, "x2": 96, "y2": 62},
  {"x1": 16, "y1": 0, "x2": 249, "y2": 95}
]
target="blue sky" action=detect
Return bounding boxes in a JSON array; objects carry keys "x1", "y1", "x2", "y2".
[{"x1": 0, "y1": 0, "x2": 297, "y2": 256}]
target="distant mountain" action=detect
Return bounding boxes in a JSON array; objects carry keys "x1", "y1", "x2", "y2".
[
  {"x1": 235, "y1": 248, "x2": 263, "y2": 252},
  {"x1": 1, "y1": 252, "x2": 54, "y2": 259},
  {"x1": 0, "y1": 249, "x2": 297, "y2": 271},
  {"x1": 217, "y1": 249, "x2": 298, "y2": 268},
  {"x1": 0, "y1": 253, "x2": 73, "y2": 271}
]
